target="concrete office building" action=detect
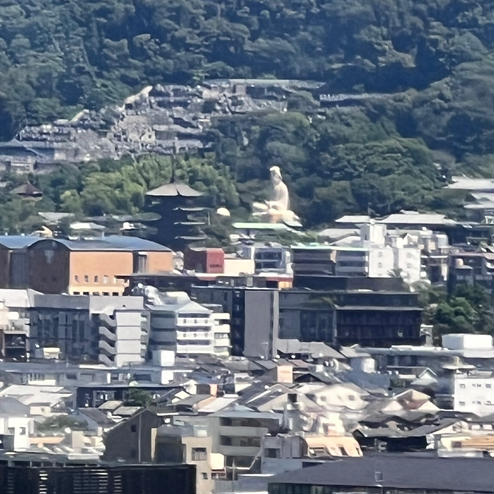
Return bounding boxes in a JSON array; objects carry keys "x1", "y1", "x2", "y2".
[
  {"x1": 192, "y1": 286, "x2": 279, "y2": 357},
  {"x1": 193, "y1": 285, "x2": 423, "y2": 357},
  {"x1": 0, "y1": 458, "x2": 196, "y2": 494},
  {"x1": 29, "y1": 294, "x2": 148, "y2": 366}
]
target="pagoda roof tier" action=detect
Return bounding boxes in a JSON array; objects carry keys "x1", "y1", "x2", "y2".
[{"x1": 146, "y1": 182, "x2": 202, "y2": 198}]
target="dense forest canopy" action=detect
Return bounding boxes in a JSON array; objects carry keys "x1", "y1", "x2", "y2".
[{"x1": 0, "y1": 0, "x2": 492, "y2": 230}]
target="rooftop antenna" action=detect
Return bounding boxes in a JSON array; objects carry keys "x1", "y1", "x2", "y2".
[
  {"x1": 171, "y1": 137, "x2": 179, "y2": 183},
  {"x1": 171, "y1": 155, "x2": 176, "y2": 183}
]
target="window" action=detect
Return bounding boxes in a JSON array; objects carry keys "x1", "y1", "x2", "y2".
[
  {"x1": 73, "y1": 292, "x2": 80, "y2": 295},
  {"x1": 459, "y1": 384, "x2": 466, "y2": 389},
  {"x1": 459, "y1": 401, "x2": 466, "y2": 406},
  {"x1": 84, "y1": 275, "x2": 89, "y2": 283},
  {"x1": 192, "y1": 448, "x2": 207, "y2": 461},
  {"x1": 137, "y1": 253, "x2": 148, "y2": 273},
  {"x1": 130, "y1": 424, "x2": 137, "y2": 433},
  {"x1": 265, "y1": 448, "x2": 280, "y2": 458},
  {"x1": 112, "y1": 292, "x2": 119, "y2": 296},
  {"x1": 103, "y1": 275, "x2": 109, "y2": 284},
  {"x1": 74, "y1": 275, "x2": 79, "y2": 282},
  {"x1": 19, "y1": 427, "x2": 26, "y2": 435},
  {"x1": 94, "y1": 275, "x2": 99, "y2": 282},
  {"x1": 487, "y1": 384, "x2": 492, "y2": 389},
  {"x1": 201, "y1": 473, "x2": 208, "y2": 480}
]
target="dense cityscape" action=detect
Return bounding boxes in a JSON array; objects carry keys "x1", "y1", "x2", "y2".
[
  {"x1": 0, "y1": 158, "x2": 492, "y2": 493},
  {"x1": 0, "y1": 1, "x2": 493, "y2": 493}
]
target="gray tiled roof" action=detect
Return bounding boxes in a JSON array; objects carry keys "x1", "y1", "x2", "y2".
[{"x1": 269, "y1": 455, "x2": 494, "y2": 492}]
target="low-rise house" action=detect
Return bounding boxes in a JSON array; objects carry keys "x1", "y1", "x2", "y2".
[
  {"x1": 0, "y1": 385, "x2": 72, "y2": 418},
  {"x1": 157, "y1": 421, "x2": 225, "y2": 494},
  {"x1": 211, "y1": 405, "x2": 282, "y2": 472},
  {"x1": 0, "y1": 397, "x2": 32, "y2": 451},
  {"x1": 77, "y1": 408, "x2": 116, "y2": 434},
  {"x1": 103, "y1": 408, "x2": 162, "y2": 463}
]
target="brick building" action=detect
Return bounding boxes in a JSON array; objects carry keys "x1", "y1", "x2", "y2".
[{"x1": 0, "y1": 235, "x2": 173, "y2": 295}]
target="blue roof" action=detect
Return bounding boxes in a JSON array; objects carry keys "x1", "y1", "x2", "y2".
[
  {"x1": 0, "y1": 235, "x2": 171, "y2": 252},
  {"x1": 0, "y1": 235, "x2": 41, "y2": 249},
  {"x1": 54, "y1": 235, "x2": 171, "y2": 252}
]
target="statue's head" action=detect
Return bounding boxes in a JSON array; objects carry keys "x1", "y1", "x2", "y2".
[{"x1": 270, "y1": 165, "x2": 282, "y2": 185}]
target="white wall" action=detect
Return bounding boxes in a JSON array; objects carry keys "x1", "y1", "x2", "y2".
[
  {"x1": 0, "y1": 416, "x2": 31, "y2": 450},
  {"x1": 454, "y1": 373, "x2": 494, "y2": 417}
]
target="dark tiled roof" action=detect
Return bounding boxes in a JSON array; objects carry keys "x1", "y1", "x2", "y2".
[
  {"x1": 12, "y1": 183, "x2": 43, "y2": 196},
  {"x1": 0, "y1": 397, "x2": 29, "y2": 416},
  {"x1": 78, "y1": 408, "x2": 115, "y2": 427},
  {"x1": 269, "y1": 455, "x2": 494, "y2": 492}
]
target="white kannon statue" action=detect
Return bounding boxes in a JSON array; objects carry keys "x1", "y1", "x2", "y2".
[{"x1": 252, "y1": 166, "x2": 301, "y2": 226}]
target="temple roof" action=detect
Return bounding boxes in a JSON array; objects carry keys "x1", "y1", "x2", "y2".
[{"x1": 146, "y1": 182, "x2": 202, "y2": 198}]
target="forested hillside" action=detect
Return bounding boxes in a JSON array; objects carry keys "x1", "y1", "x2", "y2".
[{"x1": 0, "y1": 0, "x2": 492, "y2": 230}]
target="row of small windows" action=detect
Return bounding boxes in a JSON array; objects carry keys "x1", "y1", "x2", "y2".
[
  {"x1": 73, "y1": 291, "x2": 120, "y2": 296},
  {"x1": 459, "y1": 383, "x2": 491, "y2": 389},
  {"x1": 74, "y1": 275, "x2": 123, "y2": 284},
  {"x1": 458, "y1": 400, "x2": 492, "y2": 406}
]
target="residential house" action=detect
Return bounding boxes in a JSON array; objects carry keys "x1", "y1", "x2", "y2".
[{"x1": 103, "y1": 408, "x2": 162, "y2": 463}]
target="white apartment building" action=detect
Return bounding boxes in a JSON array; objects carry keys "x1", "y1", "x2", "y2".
[
  {"x1": 149, "y1": 292, "x2": 230, "y2": 358},
  {"x1": 239, "y1": 243, "x2": 292, "y2": 274},
  {"x1": 90, "y1": 296, "x2": 148, "y2": 368},
  {"x1": 330, "y1": 222, "x2": 423, "y2": 284},
  {"x1": 453, "y1": 371, "x2": 494, "y2": 417}
]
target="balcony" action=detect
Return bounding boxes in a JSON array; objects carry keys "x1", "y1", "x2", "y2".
[
  {"x1": 217, "y1": 445, "x2": 260, "y2": 457},
  {"x1": 176, "y1": 317, "x2": 211, "y2": 328},
  {"x1": 176, "y1": 331, "x2": 211, "y2": 340},
  {"x1": 98, "y1": 313, "x2": 117, "y2": 328},
  {"x1": 218, "y1": 426, "x2": 268, "y2": 437},
  {"x1": 99, "y1": 353, "x2": 114, "y2": 367},
  {"x1": 176, "y1": 344, "x2": 214, "y2": 354},
  {"x1": 99, "y1": 326, "x2": 116, "y2": 342},
  {"x1": 212, "y1": 324, "x2": 230, "y2": 334},
  {"x1": 99, "y1": 340, "x2": 115, "y2": 356}
]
